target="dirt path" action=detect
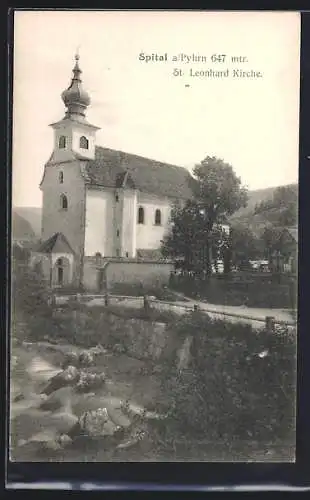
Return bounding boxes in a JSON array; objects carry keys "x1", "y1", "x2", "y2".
[{"x1": 173, "y1": 298, "x2": 294, "y2": 323}]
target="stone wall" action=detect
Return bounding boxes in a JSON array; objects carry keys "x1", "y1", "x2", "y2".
[
  {"x1": 52, "y1": 308, "x2": 182, "y2": 363},
  {"x1": 82, "y1": 258, "x2": 174, "y2": 292},
  {"x1": 105, "y1": 260, "x2": 174, "y2": 289}
]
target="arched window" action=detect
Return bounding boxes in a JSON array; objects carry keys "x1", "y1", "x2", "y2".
[
  {"x1": 137, "y1": 206, "x2": 144, "y2": 224},
  {"x1": 60, "y1": 194, "x2": 68, "y2": 210},
  {"x1": 59, "y1": 171, "x2": 64, "y2": 184},
  {"x1": 80, "y1": 136, "x2": 89, "y2": 149},
  {"x1": 59, "y1": 136, "x2": 66, "y2": 149},
  {"x1": 155, "y1": 209, "x2": 162, "y2": 226}
]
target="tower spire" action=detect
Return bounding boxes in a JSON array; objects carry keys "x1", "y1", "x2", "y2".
[{"x1": 61, "y1": 52, "x2": 90, "y2": 119}]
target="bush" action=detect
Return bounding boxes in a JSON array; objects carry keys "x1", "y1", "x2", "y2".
[
  {"x1": 160, "y1": 312, "x2": 296, "y2": 446},
  {"x1": 170, "y1": 273, "x2": 297, "y2": 308},
  {"x1": 11, "y1": 261, "x2": 52, "y2": 342}
]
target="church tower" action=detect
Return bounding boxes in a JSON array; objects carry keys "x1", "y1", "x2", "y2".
[
  {"x1": 49, "y1": 53, "x2": 100, "y2": 163},
  {"x1": 39, "y1": 53, "x2": 100, "y2": 287}
]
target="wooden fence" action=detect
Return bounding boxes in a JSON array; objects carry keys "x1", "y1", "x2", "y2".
[{"x1": 51, "y1": 293, "x2": 296, "y2": 330}]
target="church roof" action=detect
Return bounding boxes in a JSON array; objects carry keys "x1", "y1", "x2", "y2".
[
  {"x1": 81, "y1": 146, "x2": 194, "y2": 200},
  {"x1": 34, "y1": 232, "x2": 75, "y2": 255}
]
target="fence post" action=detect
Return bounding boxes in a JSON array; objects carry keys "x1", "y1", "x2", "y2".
[
  {"x1": 105, "y1": 293, "x2": 110, "y2": 307},
  {"x1": 193, "y1": 304, "x2": 199, "y2": 312},
  {"x1": 265, "y1": 316, "x2": 275, "y2": 332},
  {"x1": 144, "y1": 294, "x2": 150, "y2": 312}
]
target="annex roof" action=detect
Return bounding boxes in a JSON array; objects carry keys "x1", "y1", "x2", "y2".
[{"x1": 34, "y1": 232, "x2": 75, "y2": 255}]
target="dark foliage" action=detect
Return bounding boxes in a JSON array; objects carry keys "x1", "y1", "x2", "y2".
[
  {"x1": 161, "y1": 156, "x2": 248, "y2": 274},
  {"x1": 160, "y1": 312, "x2": 296, "y2": 447}
]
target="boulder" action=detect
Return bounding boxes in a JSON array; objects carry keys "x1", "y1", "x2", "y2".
[
  {"x1": 89, "y1": 344, "x2": 106, "y2": 356},
  {"x1": 75, "y1": 371, "x2": 106, "y2": 393},
  {"x1": 107, "y1": 407, "x2": 132, "y2": 429},
  {"x1": 39, "y1": 386, "x2": 74, "y2": 412},
  {"x1": 78, "y1": 408, "x2": 121, "y2": 438},
  {"x1": 79, "y1": 350, "x2": 95, "y2": 367},
  {"x1": 113, "y1": 343, "x2": 126, "y2": 354},
  {"x1": 62, "y1": 351, "x2": 80, "y2": 369},
  {"x1": 41, "y1": 365, "x2": 79, "y2": 395},
  {"x1": 116, "y1": 423, "x2": 148, "y2": 450}
]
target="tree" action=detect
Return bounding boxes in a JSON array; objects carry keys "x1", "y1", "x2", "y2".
[
  {"x1": 229, "y1": 224, "x2": 263, "y2": 270},
  {"x1": 191, "y1": 156, "x2": 248, "y2": 226},
  {"x1": 161, "y1": 200, "x2": 209, "y2": 273},
  {"x1": 261, "y1": 226, "x2": 282, "y2": 261},
  {"x1": 162, "y1": 156, "x2": 248, "y2": 274}
]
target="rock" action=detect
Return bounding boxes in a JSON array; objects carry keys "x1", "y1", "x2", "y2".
[
  {"x1": 25, "y1": 428, "x2": 58, "y2": 444},
  {"x1": 11, "y1": 356, "x2": 18, "y2": 369},
  {"x1": 48, "y1": 407, "x2": 79, "y2": 435},
  {"x1": 27, "y1": 357, "x2": 63, "y2": 383},
  {"x1": 78, "y1": 408, "x2": 120, "y2": 438},
  {"x1": 57, "y1": 433, "x2": 73, "y2": 448},
  {"x1": 89, "y1": 344, "x2": 106, "y2": 355},
  {"x1": 114, "y1": 344, "x2": 126, "y2": 354},
  {"x1": 10, "y1": 393, "x2": 48, "y2": 420},
  {"x1": 62, "y1": 351, "x2": 80, "y2": 368},
  {"x1": 41, "y1": 365, "x2": 79, "y2": 395},
  {"x1": 76, "y1": 371, "x2": 106, "y2": 393},
  {"x1": 107, "y1": 407, "x2": 132, "y2": 429},
  {"x1": 39, "y1": 386, "x2": 74, "y2": 412},
  {"x1": 116, "y1": 424, "x2": 148, "y2": 450},
  {"x1": 79, "y1": 351, "x2": 94, "y2": 367}
]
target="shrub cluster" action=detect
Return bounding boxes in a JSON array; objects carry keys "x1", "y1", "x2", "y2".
[{"x1": 160, "y1": 311, "x2": 296, "y2": 447}]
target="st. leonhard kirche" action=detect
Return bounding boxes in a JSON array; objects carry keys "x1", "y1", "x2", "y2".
[{"x1": 33, "y1": 54, "x2": 194, "y2": 288}]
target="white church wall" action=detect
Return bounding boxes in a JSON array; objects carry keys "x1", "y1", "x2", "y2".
[
  {"x1": 71, "y1": 124, "x2": 96, "y2": 159},
  {"x1": 121, "y1": 190, "x2": 137, "y2": 258},
  {"x1": 51, "y1": 123, "x2": 75, "y2": 163},
  {"x1": 84, "y1": 188, "x2": 115, "y2": 257},
  {"x1": 136, "y1": 192, "x2": 173, "y2": 250}
]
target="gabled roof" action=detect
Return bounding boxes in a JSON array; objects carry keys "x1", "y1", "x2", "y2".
[
  {"x1": 115, "y1": 170, "x2": 136, "y2": 189},
  {"x1": 80, "y1": 146, "x2": 193, "y2": 200},
  {"x1": 34, "y1": 232, "x2": 75, "y2": 254}
]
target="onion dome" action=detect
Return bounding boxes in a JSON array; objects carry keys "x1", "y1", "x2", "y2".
[{"x1": 61, "y1": 54, "x2": 91, "y2": 118}]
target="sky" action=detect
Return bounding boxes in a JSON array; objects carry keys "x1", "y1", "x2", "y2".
[{"x1": 12, "y1": 10, "x2": 300, "y2": 208}]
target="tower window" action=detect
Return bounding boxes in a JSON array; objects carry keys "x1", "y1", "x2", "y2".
[
  {"x1": 155, "y1": 209, "x2": 162, "y2": 226},
  {"x1": 138, "y1": 206, "x2": 144, "y2": 224},
  {"x1": 60, "y1": 194, "x2": 68, "y2": 210},
  {"x1": 116, "y1": 229, "x2": 120, "y2": 237},
  {"x1": 80, "y1": 136, "x2": 89, "y2": 149},
  {"x1": 59, "y1": 171, "x2": 64, "y2": 184},
  {"x1": 115, "y1": 193, "x2": 119, "y2": 202},
  {"x1": 59, "y1": 136, "x2": 66, "y2": 149}
]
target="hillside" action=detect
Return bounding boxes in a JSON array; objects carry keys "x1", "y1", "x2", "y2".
[
  {"x1": 230, "y1": 183, "x2": 298, "y2": 235},
  {"x1": 13, "y1": 207, "x2": 42, "y2": 239},
  {"x1": 12, "y1": 212, "x2": 36, "y2": 241}
]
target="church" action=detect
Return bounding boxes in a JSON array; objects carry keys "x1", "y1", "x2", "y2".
[{"x1": 32, "y1": 54, "x2": 194, "y2": 291}]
